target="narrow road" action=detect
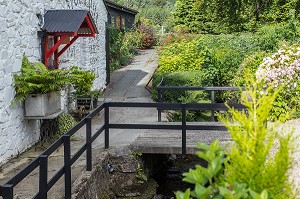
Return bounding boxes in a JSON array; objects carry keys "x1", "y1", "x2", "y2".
[
  {"x1": 105, "y1": 49, "x2": 157, "y2": 101},
  {"x1": 92, "y1": 49, "x2": 162, "y2": 147}
]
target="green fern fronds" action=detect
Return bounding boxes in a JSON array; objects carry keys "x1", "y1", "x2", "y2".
[{"x1": 13, "y1": 54, "x2": 71, "y2": 104}]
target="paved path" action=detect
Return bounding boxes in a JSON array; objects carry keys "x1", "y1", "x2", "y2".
[{"x1": 0, "y1": 49, "x2": 160, "y2": 199}]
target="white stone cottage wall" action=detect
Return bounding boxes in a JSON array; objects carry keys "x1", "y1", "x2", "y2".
[{"x1": 0, "y1": 0, "x2": 107, "y2": 164}]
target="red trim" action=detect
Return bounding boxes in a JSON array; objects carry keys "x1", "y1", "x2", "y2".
[
  {"x1": 45, "y1": 36, "x2": 49, "y2": 68},
  {"x1": 48, "y1": 32, "x2": 76, "y2": 37},
  {"x1": 58, "y1": 36, "x2": 79, "y2": 57},
  {"x1": 46, "y1": 35, "x2": 68, "y2": 58},
  {"x1": 43, "y1": 13, "x2": 97, "y2": 69},
  {"x1": 54, "y1": 36, "x2": 59, "y2": 69},
  {"x1": 84, "y1": 16, "x2": 96, "y2": 35},
  {"x1": 77, "y1": 34, "x2": 95, "y2": 37}
]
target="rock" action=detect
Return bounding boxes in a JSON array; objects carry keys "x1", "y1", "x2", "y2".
[
  {"x1": 153, "y1": 194, "x2": 164, "y2": 199},
  {"x1": 109, "y1": 147, "x2": 149, "y2": 197}
]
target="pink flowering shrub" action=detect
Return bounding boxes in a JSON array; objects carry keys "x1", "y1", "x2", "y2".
[
  {"x1": 256, "y1": 45, "x2": 300, "y2": 88},
  {"x1": 256, "y1": 45, "x2": 300, "y2": 121}
]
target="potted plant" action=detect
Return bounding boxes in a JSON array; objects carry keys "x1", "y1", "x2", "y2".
[
  {"x1": 13, "y1": 54, "x2": 70, "y2": 117},
  {"x1": 69, "y1": 66, "x2": 102, "y2": 114}
]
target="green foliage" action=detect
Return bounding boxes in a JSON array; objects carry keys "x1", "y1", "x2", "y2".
[
  {"x1": 39, "y1": 113, "x2": 76, "y2": 147},
  {"x1": 175, "y1": 141, "x2": 270, "y2": 199},
  {"x1": 113, "y1": 0, "x2": 176, "y2": 33},
  {"x1": 176, "y1": 82, "x2": 296, "y2": 199},
  {"x1": 13, "y1": 54, "x2": 70, "y2": 103},
  {"x1": 220, "y1": 81, "x2": 296, "y2": 198},
  {"x1": 13, "y1": 54, "x2": 100, "y2": 104},
  {"x1": 154, "y1": 34, "x2": 260, "y2": 106},
  {"x1": 158, "y1": 39, "x2": 205, "y2": 72},
  {"x1": 151, "y1": 71, "x2": 204, "y2": 102},
  {"x1": 154, "y1": 27, "x2": 300, "y2": 110},
  {"x1": 232, "y1": 51, "x2": 268, "y2": 86},
  {"x1": 56, "y1": 113, "x2": 77, "y2": 136},
  {"x1": 69, "y1": 66, "x2": 95, "y2": 94},
  {"x1": 172, "y1": 0, "x2": 300, "y2": 34},
  {"x1": 255, "y1": 21, "x2": 300, "y2": 52},
  {"x1": 157, "y1": 34, "x2": 259, "y2": 86},
  {"x1": 135, "y1": 163, "x2": 148, "y2": 184},
  {"x1": 108, "y1": 27, "x2": 144, "y2": 72},
  {"x1": 169, "y1": 91, "x2": 211, "y2": 122}
]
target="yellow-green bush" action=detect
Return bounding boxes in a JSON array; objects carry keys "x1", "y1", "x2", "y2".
[
  {"x1": 176, "y1": 82, "x2": 297, "y2": 199},
  {"x1": 157, "y1": 39, "x2": 205, "y2": 73}
]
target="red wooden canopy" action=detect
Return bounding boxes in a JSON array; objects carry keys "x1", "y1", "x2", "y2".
[{"x1": 41, "y1": 10, "x2": 98, "y2": 69}]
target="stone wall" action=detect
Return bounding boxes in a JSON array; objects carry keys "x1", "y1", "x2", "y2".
[
  {"x1": 72, "y1": 147, "x2": 158, "y2": 199},
  {"x1": 0, "y1": 0, "x2": 107, "y2": 164}
]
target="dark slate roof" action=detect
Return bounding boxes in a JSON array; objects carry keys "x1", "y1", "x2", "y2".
[
  {"x1": 42, "y1": 10, "x2": 98, "y2": 34},
  {"x1": 104, "y1": 0, "x2": 138, "y2": 15}
]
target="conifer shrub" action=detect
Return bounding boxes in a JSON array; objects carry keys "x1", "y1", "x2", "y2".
[{"x1": 176, "y1": 79, "x2": 297, "y2": 199}]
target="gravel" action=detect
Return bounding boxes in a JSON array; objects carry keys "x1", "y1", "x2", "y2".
[{"x1": 273, "y1": 118, "x2": 300, "y2": 197}]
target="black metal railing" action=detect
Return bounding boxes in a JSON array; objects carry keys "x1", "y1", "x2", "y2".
[
  {"x1": 0, "y1": 100, "x2": 246, "y2": 199},
  {"x1": 156, "y1": 76, "x2": 245, "y2": 122}
]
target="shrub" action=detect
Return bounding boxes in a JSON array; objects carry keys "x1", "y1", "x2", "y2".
[
  {"x1": 255, "y1": 21, "x2": 300, "y2": 52},
  {"x1": 231, "y1": 51, "x2": 269, "y2": 86},
  {"x1": 40, "y1": 113, "x2": 77, "y2": 147},
  {"x1": 108, "y1": 27, "x2": 144, "y2": 72},
  {"x1": 176, "y1": 81, "x2": 296, "y2": 199},
  {"x1": 151, "y1": 71, "x2": 205, "y2": 102},
  {"x1": 176, "y1": 140, "x2": 270, "y2": 199},
  {"x1": 154, "y1": 34, "x2": 260, "y2": 106},
  {"x1": 69, "y1": 66, "x2": 95, "y2": 94},
  {"x1": 220, "y1": 81, "x2": 296, "y2": 198},
  {"x1": 256, "y1": 44, "x2": 300, "y2": 121},
  {"x1": 151, "y1": 71, "x2": 211, "y2": 122},
  {"x1": 158, "y1": 39, "x2": 205, "y2": 73},
  {"x1": 159, "y1": 32, "x2": 197, "y2": 47},
  {"x1": 136, "y1": 21, "x2": 157, "y2": 49}
]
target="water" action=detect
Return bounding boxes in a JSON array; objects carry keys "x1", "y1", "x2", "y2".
[{"x1": 143, "y1": 154, "x2": 206, "y2": 198}]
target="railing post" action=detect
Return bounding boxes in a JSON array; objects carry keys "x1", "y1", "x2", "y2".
[
  {"x1": 86, "y1": 117, "x2": 92, "y2": 171},
  {"x1": 211, "y1": 90, "x2": 215, "y2": 121},
  {"x1": 2, "y1": 184, "x2": 14, "y2": 199},
  {"x1": 63, "y1": 135, "x2": 72, "y2": 199},
  {"x1": 158, "y1": 89, "x2": 162, "y2": 122},
  {"x1": 39, "y1": 155, "x2": 48, "y2": 199},
  {"x1": 105, "y1": 103, "x2": 110, "y2": 149},
  {"x1": 181, "y1": 103, "x2": 187, "y2": 155},
  {"x1": 157, "y1": 77, "x2": 165, "y2": 122}
]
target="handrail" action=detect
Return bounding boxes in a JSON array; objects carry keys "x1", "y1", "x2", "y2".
[
  {"x1": 157, "y1": 75, "x2": 165, "y2": 87},
  {"x1": 158, "y1": 86, "x2": 243, "y2": 91},
  {"x1": 156, "y1": 76, "x2": 245, "y2": 121},
  {"x1": 0, "y1": 100, "x2": 246, "y2": 199},
  {"x1": 0, "y1": 102, "x2": 106, "y2": 199}
]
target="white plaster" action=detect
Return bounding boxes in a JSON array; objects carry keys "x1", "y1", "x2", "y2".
[{"x1": 0, "y1": 0, "x2": 108, "y2": 165}]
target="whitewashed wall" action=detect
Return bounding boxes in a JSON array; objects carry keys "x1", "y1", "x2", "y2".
[{"x1": 0, "y1": 0, "x2": 107, "y2": 164}]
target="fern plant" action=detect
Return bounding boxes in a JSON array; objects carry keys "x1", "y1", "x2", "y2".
[{"x1": 13, "y1": 54, "x2": 70, "y2": 103}]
